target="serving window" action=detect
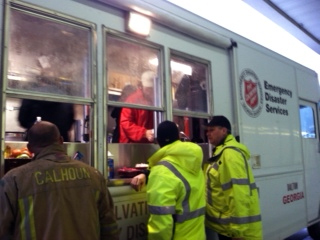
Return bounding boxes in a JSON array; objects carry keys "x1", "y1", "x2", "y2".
[
  {"x1": 106, "y1": 35, "x2": 162, "y2": 107},
  {"x1": 6, "y1": 7, "x2": 92, "y2": 98},
  {"x1": 171, "y1": 52, "x2": 210, "y2": 143},
  {"x1": 171, "y1": 54, "x2": 209, "y2": 113},
  {"x1": 105, "y1": 33, "x2": 163, "y2": 143}
]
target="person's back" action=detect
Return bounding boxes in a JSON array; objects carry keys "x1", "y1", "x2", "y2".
[
  {"x1": 0, "y1": 121, "x2": 119, "y2": 240},
  {"x1": 147, "y1": 121, "x2": 205, "y2": 240}
]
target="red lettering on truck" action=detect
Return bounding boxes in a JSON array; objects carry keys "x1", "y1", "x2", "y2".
[{"x1": 282, "y1": 192, "x2": 304, "y2": 204}]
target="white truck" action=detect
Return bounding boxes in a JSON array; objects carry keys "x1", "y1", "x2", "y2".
[{"x1": 0, "y1": 0, "x2": 319, "y2": 239}]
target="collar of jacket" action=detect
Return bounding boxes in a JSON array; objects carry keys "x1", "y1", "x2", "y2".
[
  {"x1": 209, "y1": 134, "x2": 234, "y2": 162},
  {"x1": 33, "y1": 143, "x2": 70, "y2": 162}
]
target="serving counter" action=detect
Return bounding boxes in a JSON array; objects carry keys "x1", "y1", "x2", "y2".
[{"x1": 105, "y1": 143, "x2": 158, "y2": 240}]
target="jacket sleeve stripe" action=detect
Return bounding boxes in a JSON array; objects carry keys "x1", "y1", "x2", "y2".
[
  {"x1": 148, "y1": 205, "x2": 176, "y2": 214},
  {"x1": 221, "y1": 179, "x2": 257, "y2": 191},
  {"x1": 206, "y1": 213, "x2": 262, "y2": 225},
  {"x1": 95, "y1": 190, "x2": 100, "y2": 202},
  {"x1": 18, "y1": 196, "x2": 36, "y2": 240},
  {"x1": 174, "y1": 207, "x2": 206, "y2": 223}
]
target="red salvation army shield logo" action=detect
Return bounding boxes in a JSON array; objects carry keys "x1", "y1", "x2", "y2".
[
  {"x1": 244, "y1": 80, "x2": 258, "y2": 109},
  {"x1": 239, "y1": 69, "x2": 263, "y2": 118}
]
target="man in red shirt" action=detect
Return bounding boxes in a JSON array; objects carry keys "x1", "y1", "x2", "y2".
[{"x1": 119, "y1": 71, "x2": 155, "y2": 143}]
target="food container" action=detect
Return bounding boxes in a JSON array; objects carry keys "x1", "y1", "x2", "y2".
[
  {"x1": 108, "y1": 158, "x2": 114, "y2": 179},
  {"x1": 107, "y1": 151, "x2": 114, "y2": 179},
  {"x1": 135, "y1": 163, "x2": 149, "y2": 169},
  {"x1": 118, "y1": 167, "x2": 144, "y2": 178}
]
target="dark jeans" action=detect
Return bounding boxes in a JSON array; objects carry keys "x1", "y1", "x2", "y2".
[
  {"x1": 205, "y1": 227, "x2": 232, "y2": 240},
  {"x1": 218, "y1": 234, "x2": 232, "y2": 240}
]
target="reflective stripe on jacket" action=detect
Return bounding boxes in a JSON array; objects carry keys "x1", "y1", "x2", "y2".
[
  {"x1": 147, "y1": 140, "x2": 206, "y2": 240},
  {"x1": 205, "y1": 135, "x2": 263, "y2": 240},
  {"x1": 0, "y1": 144, "x2": 119, "y2": 240}
]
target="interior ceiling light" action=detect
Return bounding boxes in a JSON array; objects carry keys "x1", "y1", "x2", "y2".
[
  {"x1": 149, "y1": 58, "x2": 192, "y2": 75},
  {"x1": 127, "y1": 12, "x2": 151, "y2": 36}
]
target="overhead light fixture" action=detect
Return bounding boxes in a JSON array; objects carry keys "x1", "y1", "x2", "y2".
[{"x1": 127, "y1": 12, "x2": 151, "y2": 37}]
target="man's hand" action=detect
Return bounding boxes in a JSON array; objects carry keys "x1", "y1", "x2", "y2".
[
  {"x1": 145, "y1": 129, "x2": 154, "y2": 142},
  {"x1": 130, "y1": 173, "x2": 146, "y2": 192}
]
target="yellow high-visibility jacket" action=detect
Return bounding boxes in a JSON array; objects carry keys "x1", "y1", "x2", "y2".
[
  {"x1": 147, "y1": 140, "x2": 206, "y2": 240},
  {"x1": 205, "y1": 135, "x2": 263, "y2": 240}
]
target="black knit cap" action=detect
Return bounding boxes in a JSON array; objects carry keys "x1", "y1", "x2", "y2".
[
  {"x1": 157, "y1": 120, "x2": 180, "y2": 147},
  {"x1": 205, "y1": 115, "x2": 232, "y2": 132}
]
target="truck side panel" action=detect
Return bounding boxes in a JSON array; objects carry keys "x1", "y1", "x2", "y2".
[{"x1": 234, "y1": 42, "x2": 315, "y2": 238}]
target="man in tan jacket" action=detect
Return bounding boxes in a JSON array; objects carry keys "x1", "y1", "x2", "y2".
[{"x1": 0, "y1": 121, "x2": 119, "y2": 240}]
